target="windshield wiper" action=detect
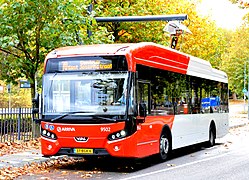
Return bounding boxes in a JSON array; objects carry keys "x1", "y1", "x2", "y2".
[
  {"x1": 51, "y1": 111, "x2": 95, "y2": 122},
  {"x1": 93, "y1": 116, "x2": 116, "y2": 122}
]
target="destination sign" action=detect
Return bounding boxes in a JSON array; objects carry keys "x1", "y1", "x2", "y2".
[{"x1": 59, "y1": 60, "x2": 112, "y2": 71}]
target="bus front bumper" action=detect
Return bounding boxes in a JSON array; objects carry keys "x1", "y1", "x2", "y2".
[{"x1": 41, "y1": 135, "x2": 137, "y2": 158}]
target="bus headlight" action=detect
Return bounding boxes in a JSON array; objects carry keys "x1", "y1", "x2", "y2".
[
  {"x1": 42, "y1": 129, "x2": 47, "y2": 135},
  {"x1": 120, "y1": 130, "x2": 126, "y2": 136},
  {"x1": 40, "y1": 127, "x2": 57, "y2": 140},
  {"x1": 108, "y1": 130, "x2": 127, "y2": 141}
]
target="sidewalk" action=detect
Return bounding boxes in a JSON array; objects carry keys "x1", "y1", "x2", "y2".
[
  {"x1": 0, "y1": 114, "x2": 248, "y2": 170},
  {"x1": 0, "y1": 149, "x2": 48, "y2": 169},
  {"x1": 229, "y1": 113, "x2": 248, "y2": 128}
]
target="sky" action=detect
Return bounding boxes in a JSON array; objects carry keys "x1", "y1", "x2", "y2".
[{"x1": 198, "y1": 0, "x2": 248, "y2": 30}]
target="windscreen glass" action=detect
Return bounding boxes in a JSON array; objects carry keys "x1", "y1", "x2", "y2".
[{"x1": 42, "y1": 71, "x2": 129, "y2": 116}]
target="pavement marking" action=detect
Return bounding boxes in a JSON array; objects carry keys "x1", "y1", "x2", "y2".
[
  {"x1": 34, "y1": 157, "x2": 41, "y2": 160},
  {"x1": 22, "y1": 158, "x2": 35, "y2": 162},
  {"x1": 120, "y1": 150, "x2": 235, "y2": 180}
]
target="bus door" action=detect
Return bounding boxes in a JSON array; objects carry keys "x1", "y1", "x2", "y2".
[{"x1": 136, "y1": 80, "x2": 157, "y2": 155}]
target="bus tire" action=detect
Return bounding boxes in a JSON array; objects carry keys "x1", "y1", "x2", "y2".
[
  {"x1": 158, "y1": 130, "x2": 171, "y2": 161},
  {"x1": 206, "y1": 124, "x2": 216, "y2": 147}
]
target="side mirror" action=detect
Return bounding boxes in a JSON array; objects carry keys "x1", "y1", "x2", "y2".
[
  {"x1": 32, "y1": 93, "x2": 40, "y2": 109},
  {"x1": 139, "y1": 103, "x2": 147, "y2": 118},
  {"x1": 32, "y1": 93, "x2": 40, "y2": 121}
]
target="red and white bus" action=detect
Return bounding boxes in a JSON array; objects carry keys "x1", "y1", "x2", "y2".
[{"x1": 34, "y1": 42, "x2": 229, "y2": 161}]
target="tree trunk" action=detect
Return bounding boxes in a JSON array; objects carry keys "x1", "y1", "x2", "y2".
[
  {"x1": 30, "y1": 73, "x2": 36, "y2": 100},
  {"x1": 232, "y1": 93, "x2": 237, "y2": 100}
]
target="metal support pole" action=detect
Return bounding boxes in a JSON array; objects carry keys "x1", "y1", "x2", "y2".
[
  {"x1": 7, "y1": 84, "x2": 11, "y2": 109},
  {"x1": 244, "y1": 63, "x2": 246, "y2": 112},
  {"x1": 18, "y1": 108, "x2": 21, "y2": 140},
  {"x1": 87, "y1": 4, "x2": 93, "y2": 38},
  {"x1": 247, "y1": 64, "x2": 249, "y2": 120}
]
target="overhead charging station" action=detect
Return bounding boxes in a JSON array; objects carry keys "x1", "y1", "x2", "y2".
[{"x1": 87, "y1": 3, "x2": 191, "y2": 49}]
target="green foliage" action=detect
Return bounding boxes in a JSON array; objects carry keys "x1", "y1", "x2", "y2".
[
  {"x1": 93, "y1": 0, "x2": 228, "y2": 68},
  {"x1": 93, "y1": 0, "x2": 174, "y2": 44},
  {"x1": 0, "y1": 0, "x2": 248, "y2": 104},
  {"x1": 0, "y1": 0, "x2": 114, "y2": 99},
  {"x1": 220, "y1": 26, "x2": 249, "y2": 98},
  {"x1": 229, "y1": 0, "x2": 249, "y2": 8}
]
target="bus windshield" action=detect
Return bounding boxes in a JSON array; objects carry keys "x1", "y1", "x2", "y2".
[{"x1": 42, "y1": 71, "x2": 129, "y2": 116}]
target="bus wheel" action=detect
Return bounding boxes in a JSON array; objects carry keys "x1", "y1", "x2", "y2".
[
  {"x1": 206, "y1": 125, "x2": 216, "y2": 147},
  {"x1": 158, "y1": 132, "x2": 171, "y2": 161}
]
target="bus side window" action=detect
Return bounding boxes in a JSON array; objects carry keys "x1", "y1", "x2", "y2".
[{"x1": 137, "y1": 81, "x2": 151, "y2": 115}]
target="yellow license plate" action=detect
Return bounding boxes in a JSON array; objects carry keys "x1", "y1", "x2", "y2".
[{"x1": 74, "y1": 148, "x2": 93, "y2": 154}]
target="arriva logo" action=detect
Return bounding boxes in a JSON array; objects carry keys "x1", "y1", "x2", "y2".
[{"x1": 57, "y1": 127, "x2": 76, "y2": 132}]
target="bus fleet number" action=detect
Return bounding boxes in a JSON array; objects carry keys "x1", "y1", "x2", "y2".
[{"x1": 101, "y1": 127, "x2": 111, "y2": 132}]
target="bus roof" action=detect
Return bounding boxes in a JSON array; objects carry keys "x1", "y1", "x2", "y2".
[
  {"x1": 46, "y1": 43, "x2": 133, "y2": 58},
  {"x1": 45, "y1": 42, "x2": 228, "y2": 83}
]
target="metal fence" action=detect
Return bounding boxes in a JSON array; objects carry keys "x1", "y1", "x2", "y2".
[{"x1": 0, "y1": 108, "x2": 40, "y2": 143}]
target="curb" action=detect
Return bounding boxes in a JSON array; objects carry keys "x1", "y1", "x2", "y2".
[{"x1": 229, "y1": 122, "x2": 248, "y2": 129}]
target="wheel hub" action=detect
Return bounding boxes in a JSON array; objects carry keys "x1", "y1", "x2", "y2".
[{"x1": 160, "y1": 137, "x2": 169, "y2": 154}]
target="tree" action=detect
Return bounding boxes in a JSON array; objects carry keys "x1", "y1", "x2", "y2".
[
  {"x1": 0, "y1": 0, "x2": 235, "y2": 103},
  {"x1": 0, "y1": 0, "x2": 113, "y2": 100},
  {"x1": 93, "y1": 0, "x2": 227, "y2": 69},
  {"x1": 93, "y1": 0, "x2": 238, "y2": 98},
  {"x1": 221, "y1": 26, "x2": 249, "y2": 98},
  {"x1": 225, "y1": 0, "x2": 249, "y2": 98},
  {"x1": 93, "y1": 0, "x2": 182, "y2": 44},
  {"x1": 229, "y1": 0, "x2": 249, "y2": 8}
]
